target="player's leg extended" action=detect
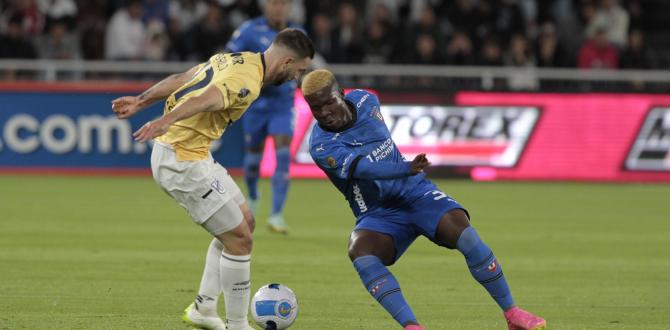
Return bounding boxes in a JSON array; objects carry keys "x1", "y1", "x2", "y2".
[
  {"x1": 242, "y1": 112, "x2": 267, "y2": 215},
  {"x1": 435, "y1": 210, "x2": 545, "y2": 329},
  {"x1": 210, "y1": 202, "x2": 254, "y2": 330},
  {"x1": 349, "y1": 230, "x2": 423, "y2": 330},
  {"x1": 268, "y1": 134, "x2": 291, "y2": 232}
]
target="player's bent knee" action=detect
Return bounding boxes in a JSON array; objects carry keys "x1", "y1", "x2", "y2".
[
  {"x1": 435, "y1": 209, "x2": 471, "y2": 249},
  {"x1": 218, "y1": 225, "x2": 253, "y2": 255},
  {"x1": 348, "y1": 231, "x2": 396, "y2": 265}
]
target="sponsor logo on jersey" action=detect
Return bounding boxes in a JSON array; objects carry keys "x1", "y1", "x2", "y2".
[
  {"x1": 625, "y1": 107, "x2": 670, "y2": 171},
  {"x1": 356, "y1": 94, "x2": 369, "y2": 109},
  {"x1": 352, "y1": 184, "x2": 367, "y2": 213}
]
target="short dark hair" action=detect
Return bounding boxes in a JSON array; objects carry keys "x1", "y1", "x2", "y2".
[{"x1": 273, "y1": 28, "x2": 315, "y2": 60}]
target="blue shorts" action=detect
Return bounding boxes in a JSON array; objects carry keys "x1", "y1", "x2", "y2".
[
  {"x1": 354, "y1": 184, "x2": 468, "y2": 262},
  {"x1": 242, "y1": 100, "x2": 294, "y2": 148}
]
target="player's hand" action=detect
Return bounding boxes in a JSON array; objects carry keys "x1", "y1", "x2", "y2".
[
  {"x1": 409, "y1": 153, "x2": 431, "y2": 175},
  {"x1": 112, "y1": 96, "x2": 142, "y2": 119},
  {"x1": 133, "y1": 118, "x2": 170, "y2": 143}
]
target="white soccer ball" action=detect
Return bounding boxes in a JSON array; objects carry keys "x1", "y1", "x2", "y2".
[{"x1": 251, "y1": 283, "x2": 298, "y2": 330}]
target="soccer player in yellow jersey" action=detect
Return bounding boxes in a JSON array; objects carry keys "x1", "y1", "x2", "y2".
[{"x1": 111, "y1": 28, "x2": 314, "y2": 330}]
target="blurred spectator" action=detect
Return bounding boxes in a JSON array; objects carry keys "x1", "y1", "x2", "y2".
[
  {"x1": 362, "y1": 20, "x2": 393, "y2": 64},
  {"x1": 367, "y1": 1, "x2": 395, "y2": 27},
  {"x1": 505, "y1": 34, "x2": 535, "y2": 66},
  {"x1": 2, "y1": 0, "x2": 44, "y2": 36},
  {"x1": 77, "y1": 0, "x2": 106, "y2": 59},
  {"x1": 441, "y1": 0, "x2": 483, "y2": 38},
  {"x1": 403, "y1": 5, "x2": 446, "y2": 63},
  {"x1": 505, "y1": 33, "x2": 538, "y2": 89},
  {"x1": 490, "y1": 0, "x2": 527, "y2": 44},
  {"x1": 104, "y1": 0, "x2": 145, "y2": 60},
  {"x1": 535, "y1": 21, "x2": 570, "y2": 67},
  {"x1": 586, "y1": 0, "x2": 629, "y2": 48},
  {"x1": 626, "y1": 0, "x2": 643, "y2": 31},
  {"x1": 578, "y1": 28, "x2": 619, "y2": 69},
  {"x1": 309, "y1": 12, "x2": 335, "y2": 62},
  {"x1": 144, "y1": 19, "x2": 169, "y2": 61},
  {"x1": 478, "y1": 36, "x2": 504, "y2": 66},
  {"x1": 0, "y1": 14, "x2": 38, "y2": 59},
  {"x1": 410, "y1": 33, "x2": 445, "y2": 65},
  {"x1": 168, "y1": 0, "x2": 207, "y2": 33},
  {"x1": 220, "y1": 0, "x2": 262, "y2": 28},
  {"x1": 184, "y1": 3, "x2": 230, "y2": 61},
  {"x1": 37, "y1": 0, "x2": 77, "y2": 30},
  {"x1": 142, "y1": 0, "x2": 169, "y2": 26},
  {"x1": 620, "y1": 29, "x2": 655, "y2": 69},
  {"x1": 445, "y1": 30, "x2": 475, "y2": 65},
  {"x1": 36, "y1": 18, "x2": 80, "y2": 59},
  {"x1": 331, "y1": 2, "x2": 364, "y2": 63}
]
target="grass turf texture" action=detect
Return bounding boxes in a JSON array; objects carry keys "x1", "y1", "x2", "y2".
[{"x1": 0, "y1": 176, "x2": 668, "y2": 329}]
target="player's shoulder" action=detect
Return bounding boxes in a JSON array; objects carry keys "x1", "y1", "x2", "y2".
[
  {"x1": 212, "y1": 52, "x2": 263, "y2": 89},
  {"x1": 345, "y1": 89, "x2": 380, "y2": 111}
]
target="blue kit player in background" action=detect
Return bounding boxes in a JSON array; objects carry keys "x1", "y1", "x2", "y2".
[
  {"x1": 302, "y1": 70, "x2": 547, "y2": 330},
  {"x1": 225, "y1": 0, "x2": 301, "y2": 233}
]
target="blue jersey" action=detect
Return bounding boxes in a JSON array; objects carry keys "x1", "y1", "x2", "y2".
[
  {"x1": 309, "y1": 90, "x2": 430, "y2": 218},
  {"x1": 225, "y1": 17, "x2": 304, "y2": 112}
]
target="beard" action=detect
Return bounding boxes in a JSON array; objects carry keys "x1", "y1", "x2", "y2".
[{"x1": 271, "y1": 70, "x2": 292, "y2": 86}]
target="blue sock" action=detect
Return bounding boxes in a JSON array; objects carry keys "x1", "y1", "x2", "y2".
[
  {"x1": 457, "y1": 226, "x2": 515, "y2": 310},
  {"x1": 244, "y1": 152, "x2": 263, "y2": 200},
  {"x1": 353, "y1": 255, "x2": 418, "y2": 326},
  {"x1": 271, "y1": 147, "x2": 290, "y2": 215}
]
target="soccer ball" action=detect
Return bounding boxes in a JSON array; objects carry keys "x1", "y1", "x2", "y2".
[{"x1": 250, "y1": 283, "x2": 298, "y2": 330}]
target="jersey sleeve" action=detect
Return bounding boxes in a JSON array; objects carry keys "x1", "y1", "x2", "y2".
[
  {"x1": 311, "y1": 141, "x2": 356, "y2": 180},
  {"x1": 311, "y1": 140, "x2": 412, "y2": 180},
  {"x1": 225, "y1": 21, "x2": 252, "y2": 52}
]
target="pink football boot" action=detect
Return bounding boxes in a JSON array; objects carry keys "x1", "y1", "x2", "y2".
[
  {"x1": 504, "y1": 307, "x2": 546, "y2": 330},
  {"x1": 404, "y1": 325, "x2": 425, "y2": 330}
]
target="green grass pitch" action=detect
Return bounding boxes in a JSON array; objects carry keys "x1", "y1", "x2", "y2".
[{"x1": 0, "y1": 175, "x2": 668, "y2": 329}]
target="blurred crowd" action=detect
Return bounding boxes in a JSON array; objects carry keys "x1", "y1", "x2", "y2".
[{"x1": 0, "y1": 0, "x2": 666, "y2": 70}]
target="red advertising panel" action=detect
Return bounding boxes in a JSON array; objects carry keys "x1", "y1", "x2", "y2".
[{"x1": 457, "y1": 92, "x2": 670, "y2": 182}]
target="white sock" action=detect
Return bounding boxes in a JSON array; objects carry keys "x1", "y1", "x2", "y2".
[
  {"x1": 196, "y1": 238, "x2": 224, "y2": 317},
  {"x1": 220, "y1": 251, "x2": 251, "y2": 326}
]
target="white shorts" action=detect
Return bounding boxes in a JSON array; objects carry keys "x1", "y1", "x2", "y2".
[{"x1": 151, "y1": 142, "x2": 245, "y2": 225}]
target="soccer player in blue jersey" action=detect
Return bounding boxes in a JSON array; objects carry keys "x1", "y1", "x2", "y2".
[
  {"x1": 225, "y1": 0, "x2": 302, "y2": 233},
  {"x1": 301, "y1": 69, "x2": 546, "y2": 330}
]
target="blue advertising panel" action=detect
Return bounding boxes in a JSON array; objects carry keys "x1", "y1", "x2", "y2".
[{"x1": 0, "y1": 89, "x2": 244, "y2": 171}]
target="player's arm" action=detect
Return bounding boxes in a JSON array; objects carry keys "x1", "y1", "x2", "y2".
[
  {"x1": 349, "y1": 154, "x2": 430, "y2": 179},
  {"x1": 313, "y1": 142, "x2": 429, "y2": 180},
  {"x1": 132, "y1": 85, "x2": 225, "y2": 142},
  {"x1": 111, "y1": 64, "x2": 201, "y2": 119}
]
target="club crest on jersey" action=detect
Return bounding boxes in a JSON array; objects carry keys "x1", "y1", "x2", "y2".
[
  {"x1": 326, "y1": 156, "x2": 337, "y2": 168},
  {"x1": 487, "y1": 260, "x2": 498, "y2": 273},
  {"x1": 238, "y1": 88, "x2": 250, "y2": 98},
  {"x1": 370, "y1": 106, "x2": 384, "y2": 122}
]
